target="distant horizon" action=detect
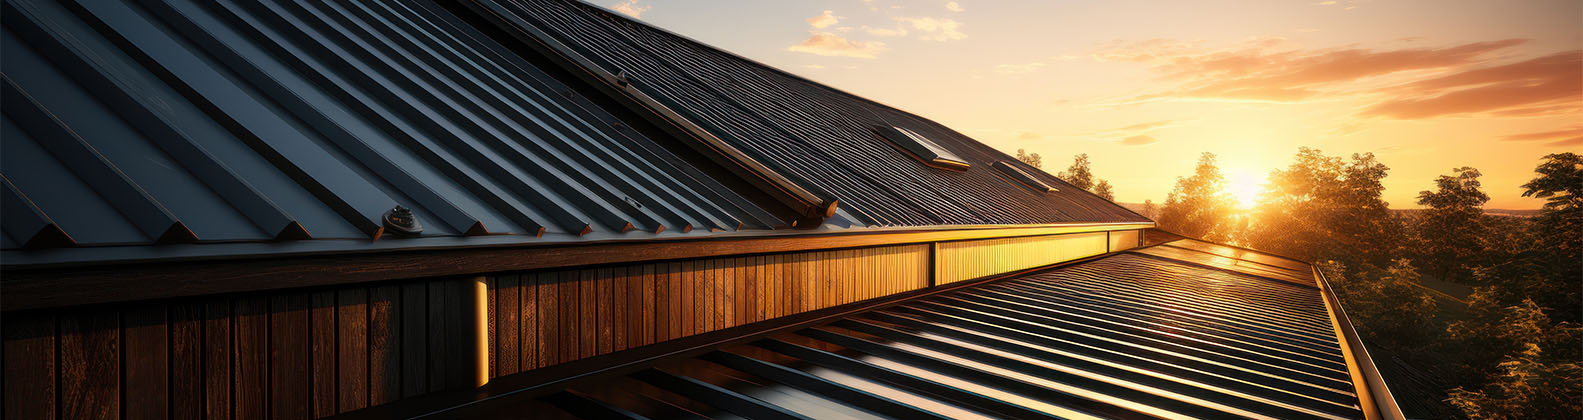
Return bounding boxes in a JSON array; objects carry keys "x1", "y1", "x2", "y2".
[{"x1": 599, "y1": 0, "x2": 1578, "y2": 211}]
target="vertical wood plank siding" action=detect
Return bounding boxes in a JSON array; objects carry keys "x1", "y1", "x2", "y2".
[
  {"x1": 2, "y1": 230, "x2": 1136, "y2": 418},
  {"x1": 2, "y1": 278, "x2": 480, "y2": 420},
  {"x1": 486, "y1": 243, "x2": 931, "y2": 377},
  {"x1": 1109, "y1": 229, "x2": 1142, "y2": 252},
  {"x1": 935, "y1": 231, "x2": 1111, "y2": 285}
]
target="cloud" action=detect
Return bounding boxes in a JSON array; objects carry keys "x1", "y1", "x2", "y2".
[
  {"x1": 1091, "y1": 37, "x2": 1576, "y2": 114},
  {"x1": 789, "y1": 9, "x2": 886, "y2": 58},
  {"x1": 946, "y1": 1, "x2": 964, "y2": 12},
  {"x1": 1499, "y1": 125, "x2": 1583, "y2": 146},
  {"x1": 1084, "y1": 120, "x2": 1175, "y2": 137},
  {"x1": 610, "y1": 0, "x2": 649, "y2": 18},
  {"x1": 787, "y1": 33, "x2": 888, "y2": 58},
  {"x1": 803, "y1": 64, "x2": 827, "y2": 70},
  {"x1": 894, "y1": 17, "x2": 966, "y2": 41},
  {"x1": 1363, "y1": 50, "x2": 1582, "y2": 119},
  {"x1": 807, "y1": 10, "x2": 841, "y2": 29},
  {"x1": 862, "y1": 26, "x2": 908, "y2": 37},
  {"x1": 1121, "y1": 135, "x2": 1159, "y2": 146},
  {"x1": 995, "y1": 62, "x2": 1046, "y2": 74},
  {"x1": 1017, "y1": 132, "x2": 1041, "y2": 140}
]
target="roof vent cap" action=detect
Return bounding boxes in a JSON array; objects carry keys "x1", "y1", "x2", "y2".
[{"x1": 382, "y1": 205, "x2": 423, "y2": 236}]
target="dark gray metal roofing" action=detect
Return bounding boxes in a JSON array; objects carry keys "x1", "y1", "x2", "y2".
[
  {"x1": 0, "y1": 0, "x2": 779, "y2": 255},
  {"x1": 464, "y1": 0, "x2": 1149, "y2": 227},
  {"x1": 0, "y1": 0, "x2": 1146, "y2": 266},
  {"x1": 481, "y1": 241, "x2": 1365, "y2": 419}
]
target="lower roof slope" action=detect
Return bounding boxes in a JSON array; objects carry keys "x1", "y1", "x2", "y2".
[
  {"x1": 463, "y1": 0, "x2": 1148, "y2": 228},
  {"x1": 447, "y1": 240, "x2": 1366, "y2": 419}
]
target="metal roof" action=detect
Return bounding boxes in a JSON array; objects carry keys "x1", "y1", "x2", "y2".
[
  {"x1": 0, "y1": 0, "x2": 779, "y2": 255},
  {"x1": 438, "y1": 240, "x2": 1368, "y2": 419},
  {"x1": 0, "y1": 0, "x2": 1146, "y2": 266},
  {"x1": 460, "y1": 0, "x2": 1149, "y2": 227}
]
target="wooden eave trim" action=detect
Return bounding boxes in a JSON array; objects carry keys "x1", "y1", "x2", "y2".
[{"x1": 0, "y1": 222, "x2": 1151, "y2": 312}]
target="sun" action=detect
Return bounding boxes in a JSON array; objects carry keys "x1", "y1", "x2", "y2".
[{"x1": 1226, "y1": 170, "x2": 1263, "y2": 209}]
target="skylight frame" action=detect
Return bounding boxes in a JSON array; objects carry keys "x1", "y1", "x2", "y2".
[
  {"x1": 993, "y1": 160, "x2": 1059, "y2": 193},
  {"x1": 875, "y1": 126, "x2": 971, "y2": 171}
]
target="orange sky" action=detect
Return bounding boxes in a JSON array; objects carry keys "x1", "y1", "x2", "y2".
[{"x1": 605, "y1": 0, "x2": 1580, "y2": 209}]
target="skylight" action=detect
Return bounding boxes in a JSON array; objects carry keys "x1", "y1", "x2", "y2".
[
  {"x1": 993, "y1": 161, "x2": 1058, "y2": 193},
  {"x1": 876, "y1": 126, "x2": 970, "y2": 171}
]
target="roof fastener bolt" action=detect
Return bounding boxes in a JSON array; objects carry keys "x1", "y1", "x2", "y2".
[
  {"x1": 382, "y1": 205, "x2": 423, "y2": 236},
  {"x1": 613, "y1": 70, "x2": 631, "y2": 86}
]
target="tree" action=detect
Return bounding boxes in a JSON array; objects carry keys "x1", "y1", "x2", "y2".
[
  {"x1": 1157, "y1": 152, "x2": 1238, "y2": 242},
  {"x1": 1416, "y1": 167, "x2": 1490, "y2": 282},
  {"x1": 1337, "y1": 259, "x2": 1442, "y2": 349},
  {"x1": 1519, "y1": 152, "x2": 1581, "y2": 265},
  {"x1": 1475, "y1": 153, "x2": 1583, "y2": 323},
  {"x1": 1139, "y1": 199, "x2": 1159, "y2": 220},
  {"x1": 1094, "y1": 180, "x2": 1115, "y2": 201},
  {"x1": 1247, "y1": 148, "x2": 1402, "y2": 270},
  {"x1": 1057, "y1": 153, "x2": 1094, "y2": 191},
  {"x1": 1015, "y1": 149, "x2": 1042, "y2": 169},
  {"x1": 1445, "y1": 297, "x2": 1583, "y2": 419}
]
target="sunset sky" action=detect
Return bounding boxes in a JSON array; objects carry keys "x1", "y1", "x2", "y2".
[{"x1": 603, "y1": 0, "x2": 1580, "y2": 209}]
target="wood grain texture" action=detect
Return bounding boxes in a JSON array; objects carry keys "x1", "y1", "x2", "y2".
[
  {"x1": 234, "y1": 297, "x2": 268, "y2": 420},
  {"x1": 170, "y1": 304, "x2": 202, "y2": 420},
  {"x1": 534, "y1": 272, "x2": 555, "y2": 369},
  {"x1": 3, "y1": 312, "x2": 55, "y2": 420},
  {"x1": 496, "y1": 275, "x2": 518, "y2": 376},
  {"x1": 124, "y1": 305, "x2": 169, "y2": 420},
  {"x1": 427, "y1": 281, "x2": 451, "y2": 393},
  {"x1": 270, "y1": 294, "x2": 310, "y2": 420},
  {"x1": 311, "y1": 291, "x2": 338, "y2": 416},
  {"x1": 204, "y1": 301, "x2": 232, "y2": 420},
  {"x1": 369, "y1": 285, "x2": 401, "y2": 405},
  {"x1": 400, "y1": 282, "x2": 428, "y2": 398},
  {"x1": 60, "y1": 311, "x2": 118, "y2": 420}
]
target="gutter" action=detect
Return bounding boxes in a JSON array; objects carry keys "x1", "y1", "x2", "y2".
[{"x1": 1315, "y1": 266, "x2": 1406, "y2": 420}]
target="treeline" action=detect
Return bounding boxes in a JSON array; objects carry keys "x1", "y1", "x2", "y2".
[{"x1": 1148, "y1": 150, "x2": 1583, "y2": 419}]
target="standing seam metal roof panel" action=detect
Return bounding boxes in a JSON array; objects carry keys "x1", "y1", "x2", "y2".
[
  {"x1": 0, "y1": 0, "x2": 777, "y2": 252},
  {"x1": 468, "y1": 0, "x2": 1150, "y2": 227}
]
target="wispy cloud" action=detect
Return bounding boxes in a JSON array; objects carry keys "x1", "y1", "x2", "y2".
[
  {"x1": 945, "y1": 1, "x2": 964, "y2": 12},
  {"x1": 895, "y1": 17, "x2": 966, "y2": 41},
  {"x1": 995, "y1": 62, "x2": 1046, "y2": 74},
  {"x1": 1090, "y1": 37, "x2": 1581, "y2": 118},
  {"x1": 1499, "y1": 125, "x2": 1583, "y2": 146},
  {"x1": 609, "y1": 0, "x2": 649, "y2": 18},
  {"x1": 1077, "y1": 120, "x2": 1176, "y2": 146},
  {"x1": 1120, "y1": 135, "x2": 1160, "y2": 146},
  {"x1": 788, "y1": 10, "x2": 887, "y2": 58},
  {"x1": 788, "y1": 33, "x2": 888, "y2": 58},
  {"x1": 1017, "y1": 132, "x2": 1041, "y2": 140},
  {"x1": 807, "y1": 10, "x2": 841, "y2": 29},
  {"x1": 1363, "y1": 50, "x2": 1582, "y2": 119},
  {"x1": 862, "y1": 25, "x2": 908, "y2": 37}
]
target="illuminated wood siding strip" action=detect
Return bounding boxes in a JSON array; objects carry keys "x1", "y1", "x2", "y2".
[
  {"x1": 486, "y1": 243, "x2": 931, "y2": 377},
  {"x1": 1109, "y1": 229, "x2": 1142, "y2": 252},
  {"x1": 935, "y1": 231, "x2": 1111, "y2": 285}
]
